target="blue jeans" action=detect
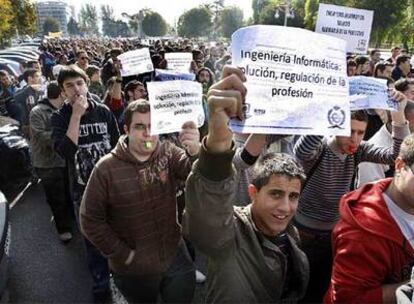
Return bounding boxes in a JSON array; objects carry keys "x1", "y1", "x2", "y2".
[
  {"x1": 113, "y1": 240, "x2": 195, "y2": 303},
  {"x1": 73, "y1": 184, "x2": 110, "y2": 295}
]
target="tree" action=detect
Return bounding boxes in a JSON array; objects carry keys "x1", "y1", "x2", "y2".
[
  {"x1": 101, "y1": 5, "x2": 115, "y2": 37},
  {"x1": 122, "y1": 9, "x2": 150, "y2": 38},
  {"x1": 304, "y1": 0, "x2": 319, "y2": 29},
  {"x1": 100, "y1": 5, "x2": 132, "y2": 37},
  {"x1": 257, "y1": 0, "x2": 305, "y2": 27},
  {"x1": 345, "y1": 0, "x2": 407, "y2": 46},
  {"x1": 177, "y1": 7, "x2": 213, "y2": 37},
  {"x1": 42, "y1": 17, "x2": 60, "y2": 34},
  {"x1": 0, "y1": 0, "x2": 13, "y2": 43},
  {"x1": 203, "y1": 0, "x2": 225, "y2": 37},
  {"x1": 252, "y1": 0, "x2": 270, "y2": 24},
  {"x1": 113, "y1": 20, "x2": 132, "y2": 37},
  {"x1": 5, "y1": 0, "x2": 37, "y2": 38},
  {"x1": 219, "y1": 6, "x2": 244, "y2": 38},
  {"x1": 142, "y1": 11, "x2": 167, "y2": 37},
  {"x1": 79, "y1": 4, "x2": 99, "y2": 36},
  {"x1": 67, "y1": 17, "x2": 80, "y2": 36},
  {"x1": 393, "y1": 0, "x2": 414, "y2": 49}
]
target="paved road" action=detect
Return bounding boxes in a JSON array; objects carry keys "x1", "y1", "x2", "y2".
[{"x1": 8, "y1": 183, "x2": 206, "y2": 303}]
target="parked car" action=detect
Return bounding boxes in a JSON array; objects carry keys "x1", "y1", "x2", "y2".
[
  {"x1": 0, "y1": 55, "x2": 31, "y2": 66},
  {"x1": 0, "y1": 61, "x2": 20, "y2": 79},
  {"x1": 18, "y1": 42, "x2": 41, "y2": 48},
  {"x1": 0, "y1": 51, "x2": 38, "y2": 61},
  {"x1": 0, "y1": 190, "x2": 9, "y2": 302},
  {"x1": 0, "y1": 58, "x2": 22, "y2": 73},
  {"x1": 8, "y1": 48, "x2": 40, "y2": 58}
]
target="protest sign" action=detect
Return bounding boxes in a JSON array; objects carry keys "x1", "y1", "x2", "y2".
[
  {"x1": 147, "y1": 81, "x2": 204, "y2": 135},
  {"x1": 155, "y1": 69, "x2": 195, "y2": 81},
  {"x1": 231, "y1": 25, "x2": 350, "y2": 136},
  {"x1": 349, "y1": 76, "x2": 397, "y2": 111},
  {"x1": 165, "y1": 53, "x2": 193, "y2": 72},
  {"x1": 118, "y1": 48, "x2": 154, "y2": 77},
  {"x1": 315, "y1": 3, "x2": 373, "y2": 54}
]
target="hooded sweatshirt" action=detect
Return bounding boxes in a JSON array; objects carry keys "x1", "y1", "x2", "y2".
[
  {"x1": 29, "y1": 98, "x2": 65, "y2": 168},
  {"x1": 324, "y1": 178, "x2": 414, "y2": 304},
  {"x1": 80, "y1": 135, "x2": 194, "y2": 275}
]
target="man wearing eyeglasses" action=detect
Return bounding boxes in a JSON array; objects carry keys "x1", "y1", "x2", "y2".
[
  {"x1": 325, "y1": 134, "x2": 414, "y2": 304},
  {"x1": 75, "y1": 50, "x2": 90, "y2": 71},
  {"x1": 80, "y1": 99, "x2": 200, "y2": 303}
]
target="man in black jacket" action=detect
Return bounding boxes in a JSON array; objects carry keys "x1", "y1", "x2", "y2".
[{"x1": 51, "y1": 64, "x2": 119, "y2": 302}]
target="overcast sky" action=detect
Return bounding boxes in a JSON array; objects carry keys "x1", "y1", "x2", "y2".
[{"x1": 67, "y1": 0, "x2": 253, "y2": 25}]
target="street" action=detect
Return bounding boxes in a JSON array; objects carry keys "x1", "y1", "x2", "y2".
[{"x1": 8, "y1": 183, "x2": 206, "y2": 303}]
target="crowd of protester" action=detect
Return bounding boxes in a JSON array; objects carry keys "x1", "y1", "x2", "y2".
[{"x1": 0, "y1": 36, "x2": 413, "y2": 304}]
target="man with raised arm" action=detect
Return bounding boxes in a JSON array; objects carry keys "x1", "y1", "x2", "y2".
[{"x1": 183, "y1": 66, "x2": 309, "y2": 303}]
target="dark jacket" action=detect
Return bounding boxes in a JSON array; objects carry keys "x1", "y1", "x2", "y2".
[
  {"x1": 51, "y1": 95, "x2": 119, "y2": 186},
  {"x1": 13, "y1": 86, "x2": 43, "y2": 126}
]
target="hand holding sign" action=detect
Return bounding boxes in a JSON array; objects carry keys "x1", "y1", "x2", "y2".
[
  {"x1": 389, "y1": 89, "x2": 408, "y2": 125},
  {"x1": 179, "y1": 121, "x2": 200, "y2": 156},
  {"x1": 206, "y1": 66, "x2": 247, "y2": 153}
]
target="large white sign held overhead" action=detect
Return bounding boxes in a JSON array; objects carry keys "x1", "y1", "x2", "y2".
[
  {"x1": 315, "y1": 3, "x2": 374, "y2": 54},
  {"x1": 231, "y1": 25, "x2": 350, "y2": 136}
]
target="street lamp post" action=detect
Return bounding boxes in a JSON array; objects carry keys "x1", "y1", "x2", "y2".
[
  {"x1": 274, "y1": 0, "x2": 293, "y2": 26},
  {"x1": 283, "y1": 1, "x2": 289, "y2": 26}
]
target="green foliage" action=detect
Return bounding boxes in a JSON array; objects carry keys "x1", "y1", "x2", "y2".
[
  {"x1": 142, "y1": 11, "x2": 168, "y2": 37},
  {"x1": 79, "y1": 4, "x2": 99, "y2": 36},
  {"x1": 253, "y1": 0, "x2": 305, "y2": 27},
  {"x1": 219, "y1": 6, "x2": 244, "y2": 37},
  {"x1": 177, "y1": 7, "x2": 213, "y2": 37},
  {"x1": 100, "y1": 5, "x2": 131, "y2": 37},
  {"x1": 347, "y1": 0, "x2": 407, "y2": 46},
  {"x1": 42, "y1": 17, "x2": 60, "y2": 34},
  {"x1": 67, "y1": 17, "x2": 80, "y2": 36},
  {"x1": 5, "y1": 0, "x2": 37, "y2": 38},
  {"x1": 0, "y1": 0, "x2": 13, "y2": 40},
  {"x1": 101, "y1": 5, "x2": 115, "y2": 37},
  {"x1": 252, "y1": 0, "x2": 270, "y2": 24},
  {"x1": 304, "y1": 0, "x2": 319, "y2": 29}
]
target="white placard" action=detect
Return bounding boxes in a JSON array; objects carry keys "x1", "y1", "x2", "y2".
[
  {"x1": 118, "y1": 48, "x2": 154, "y2": 77},
  {"x1": 147, "y1": 81, "x2": 204, "y2": 135},
  {"x1": 349, "y1": 76, "x2": 397, "y2": 111},
  {"x1": 155, "y1": 69, "x2": 195, "y2": 81},
  {"x1": 165, "y1": 53, "x2": 193, "y2": 72},
  {"x1": 231, "y1": 25, "x2": 350, "y2": 136},
  {"x1": 315, "y1": 3, "x2": 373, "y2": 54}
]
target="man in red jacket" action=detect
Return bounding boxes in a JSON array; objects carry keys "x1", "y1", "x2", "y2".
[{"x1": 325, "y1": 134, "x2": 414, "y2": 304}]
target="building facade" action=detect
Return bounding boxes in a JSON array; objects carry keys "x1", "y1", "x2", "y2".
[{"x1": 36, "y1": 0, "x2": 71, "y2": 36}]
